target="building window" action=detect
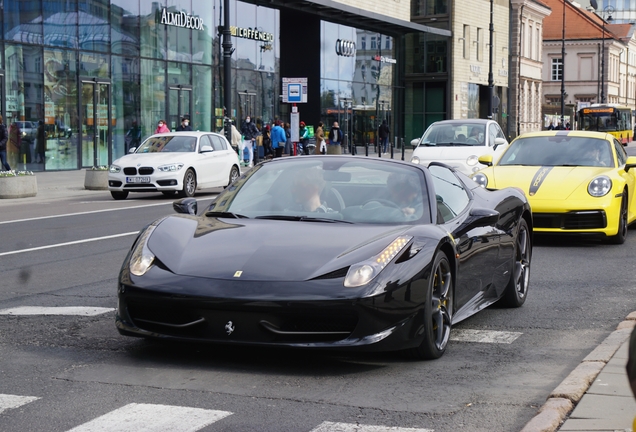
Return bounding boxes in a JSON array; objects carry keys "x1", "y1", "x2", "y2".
[
  {"x1": 361, "y1": 36, "x2": 366, "y2": 50},
  {"x1": 551, "y1": 58, "x2": 563, "y2": 81},
  {"x1": 476, "y1": 28, "x2": 482, "y2": 61},
  {"x1": 385, "y1": 36, "x2": 390, "y2": 50},
  {"x1": 412, "y1": 0, "x2": 448, "y2": 16},
  {"x1": 371, "y1": 36, "x2": 377, "y2": 50},
  {"x1": 463, "y1": 25, "x2": 469, "y2": 60},
  {"x1": 528, "y1": 25, "x2": 533, "y2": 59}
]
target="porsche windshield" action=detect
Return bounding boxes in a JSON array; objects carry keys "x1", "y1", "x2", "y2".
[
  {"x1": 421, "y1": 123, "x2": 486, "y2": 146},
  {"x1": 136, "y1": 136, "x2": 197, "y2": 153},
  {"x1": 498, "y1": 136, "x2": 614, "y2": 168},
  {"x1": 209, "y1": 159, "x2": 432, "y2": 224}
]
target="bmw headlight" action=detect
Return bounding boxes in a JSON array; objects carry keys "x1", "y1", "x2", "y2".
[
  {"x1": 466, "y1": 155, "x2": 479, "y2": 166},
  {"x1": 344, "y1": 236, "x2": 412, "y2": 288},
  {"x1": 411, "y1": 156, "x2": 421, "y2": 164},
  {"x1": 129, "y1": 225, "x2": 157, "y2": 276},
  {"x1": 473, "y1": 173, "x2": 488, "y2": 188},
  {"x1": 588, "y1": 175, "x2": 612, "y2": 197},
  {"x1": 109, "y1": 165, "x2": 121, "y2": 173},
  {"x1": 158, "y1": 163, "x2": 184, "y2": 172}
]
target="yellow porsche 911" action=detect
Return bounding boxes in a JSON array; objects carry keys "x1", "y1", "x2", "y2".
[{"x1": 472, "y1": 131, "x2": 636, "y2": 244}]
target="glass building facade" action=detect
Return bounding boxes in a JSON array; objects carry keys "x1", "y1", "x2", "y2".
[{"x1": 0, "y1": 0, "x2": 439, "y2": 171}]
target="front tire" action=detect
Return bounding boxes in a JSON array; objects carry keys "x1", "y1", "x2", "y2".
[
  {"x1": 178, "y1": 169, "x2": 196, "y2": 198},
  {"x1": 499, "y1": 218, "x2": 531, "y2": 308},
  {"x1": 409, "y1": 251, "x2": 453, "y2": 360},
  {"x1": 608, "y1": 193, "x2": 628, "y2": 244},
  {"x1": 110, "y1": 191, "x2": 129, "y2": 200}
]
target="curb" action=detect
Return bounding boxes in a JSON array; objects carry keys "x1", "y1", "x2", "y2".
[{"x1": 520, "y1": 312, "x2": 636, "y2": 432}]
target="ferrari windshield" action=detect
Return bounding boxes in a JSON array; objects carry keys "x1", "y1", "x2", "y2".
[
  {"x1": 136, "y1": 135, "x2": 197, "y2": 153},
  {"x1": 421, "y1": 123, "x2": 486, "y2": 146},
  {"x1": 498, "y1": 136, "x2": 614, "y2": 167},
  {"x1": 209, "y1": 159, "x2": 432, "y2": 224}
]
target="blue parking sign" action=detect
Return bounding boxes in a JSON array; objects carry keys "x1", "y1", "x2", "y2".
[{"x1": 287, "y1": 83, "x2": 302, "y2": 102}]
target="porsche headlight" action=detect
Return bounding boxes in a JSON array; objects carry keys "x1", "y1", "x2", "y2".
[
  {"x1": 473, "y1": 173, "x2": 488, "y2": 188},
  {"x1": 129, "y1": 225, "x2": 157, "y2": 276},
  {"x1": 466, "y1": 155, "x2": 479, "y2": 166},
  {"x1": 158, "y1": 163, "x2": 184, "y2": 172},
  {"x1": 109, "y1": 164, "x2": 121, "y2": 173},
  {"x1": 411, "y1": 156, "x2": 421, "y2": 164},
  {"x1": 344, "y1": 236, "x2": 412, "y2": 288},
  {"x1": 588, "y1": 175, "x2": 612, "y2": 197}
]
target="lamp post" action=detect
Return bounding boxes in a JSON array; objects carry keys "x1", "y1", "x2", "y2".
[
  {"x1": 222, "y1": 0, "x2": 234, "y2": 143},
  {"x1": 488, "y1": 0, "x2": 494, "y2": 119},
  {"x1": 560, "y1": 0, "x2": 566, "y2": 126},
  {"x1": 598, "y1": 4, "x2": 614, "y2": 104}
]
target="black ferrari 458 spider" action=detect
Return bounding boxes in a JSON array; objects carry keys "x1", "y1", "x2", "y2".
[{"x1": 116, "y1": 156, "x2": 532, "y2": 359}]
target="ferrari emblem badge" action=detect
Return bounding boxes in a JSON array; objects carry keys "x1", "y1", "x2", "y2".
[
  {"x1": 225, "y1": 321, "x2": 235, "y2": 335},
  {"x1": 233, "y1": 271, "x2": 243, "y2": 277}
]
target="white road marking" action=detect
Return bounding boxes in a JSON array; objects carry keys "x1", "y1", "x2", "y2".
[
  {"x1": 0, "y1": 394, "x2": 40, "y2": 414},
  {"x1": 65, "y1": 403, "x2": 232, "y2": 432},
  {"x1": 311, "y1": 422, "x2": 433, "y2": 432},
  {"x1": 0, "y1": 231, "x2": 139, "y2": 257},
  {"x1": 0, "y1": 306, "x2": 115, "y2": 316},
  {"x1": 450, "y1": 329, "x2": 522, "y2": 344}
]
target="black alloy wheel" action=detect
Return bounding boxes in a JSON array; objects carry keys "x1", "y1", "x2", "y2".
[
  {"x1": 178, "y1": 169, "x2": 197, "y2": 198},
  {"x1": 110, "y1": 191, "x2": 129, "y2": 200},
  {"x1": 225, "y1": 166, "x2": 240, "y2": 188},
  {"x1": 410, "y1": 251, "x2": 453, "y2": 360},
  {"x1": 499, "y1": 218, "x2": 531, "y2": 307},
  {"x1": 609, "y1": 193, "x2": 628, "y2": 244}
]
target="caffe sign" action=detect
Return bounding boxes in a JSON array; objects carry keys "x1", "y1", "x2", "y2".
[
  {"x1": 160, "y1": 8, "x2": 204, "y2": 31},
  {"x1": 230, "y1": 26, "x2": 274, "y2": 42}
]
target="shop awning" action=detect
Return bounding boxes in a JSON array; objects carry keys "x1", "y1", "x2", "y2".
[{"x1": 247, "y1": 0, "x2": 452, "y2": 37}]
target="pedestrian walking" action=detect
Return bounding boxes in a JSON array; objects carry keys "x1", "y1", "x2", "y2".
[
  {"x1": 262, "y1": 124, "x2": 272, "y2": 158},
  {"x1": 125, "y1": 120, "x2": 141, "y2": 151},
  {"x1": 284, "y1": 122, "x2": 292, "y2": 155},
  {"x1": 8, "y1": 122, "x2": 21, "y2": 168},
  {"x1": 328, "y1": 121, "x2": 343, "y2": 154},
  {"x1": 0, "y1": 115, "x2": 10, "y2": 171},
  {"x1": 315, "y1": 121, "x2": 326, "y2": 155},
  {"x1": 240, "y1": 116, "x2": 259, "y2": 167},
  {"x1": 378, "y1": 120, "x2": 390, "y2": 154},
  {"x1": 176, "y1": 116, "x2": 192, "y2": 132},
  {"x1": 299, "y1": 121, "x2": 310, "y2": 155},
  {"x1": 270, "y1": 120, "x2": 286, "y2": 158},
  {"x1": 155, "y1": 119, "x2": 170, "y2": 134},
  {"x1": 36, "y1": 120, "x2": 46, "y2": 164}
]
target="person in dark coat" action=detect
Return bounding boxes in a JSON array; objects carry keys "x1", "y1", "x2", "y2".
[
  {"x1": 36, "y1": 120, "x2": 46, "y2": 164},
  {"x1": 0, "y1": 114, "x2": 10, "y2": 170},
  {"x1": 176, "y1": 116, "x2": 192, "y2": 132},
  {"x1": 378, "y1": 120, "x2": 390, "y2": 154}
]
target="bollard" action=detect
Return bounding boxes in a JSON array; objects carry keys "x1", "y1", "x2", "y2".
[
  {"x1": 365, "y1": 141, "x2": 369, "y2": 157},
  {"x1": 401, "y1": 138, "x2": 405, "y2": 161}
]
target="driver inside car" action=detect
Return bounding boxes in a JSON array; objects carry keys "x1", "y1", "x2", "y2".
[{"x1": 288, "y1": 168, "x2": 335, "y2": 213}]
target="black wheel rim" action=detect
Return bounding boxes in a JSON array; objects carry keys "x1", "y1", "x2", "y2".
[
  {"x1": 514, "y1": 224, "x2": 531, "y2": 299},
  {"x1": 431, "y1": 258, "x2": 452, "y2": 351},
  {"x1": 185, "y1": 171, "x2": 196, "y2": 196},
  {"x1": 620, "y1": 196, "x2": 628, "y2": 238}
]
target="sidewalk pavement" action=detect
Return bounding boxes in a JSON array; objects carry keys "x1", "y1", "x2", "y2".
[{"x1": 522, "y1": 312, "x2": 636, "y2": 432}]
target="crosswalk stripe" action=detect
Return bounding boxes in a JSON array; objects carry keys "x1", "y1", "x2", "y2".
[
  {"x1": 310, "y1": 422, "x2": 433, "y2": 432},
  {"x1": 0, "y1": 394, "x2": 40, "y2": 414},
  {"x1": 450, "y1": 329, "x2": 522, "y2": 344},
  {"x1": 65, "y1": 403, "x2": 232, "y2": 432},
  {"x1": 0, "y1": 306, "x2": 115, "y2": 316}
]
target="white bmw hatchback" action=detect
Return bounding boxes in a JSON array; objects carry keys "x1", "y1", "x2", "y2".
[
  {"x1": 410, "y1": 119, "x2": 509, "y2": 176},
  {"x1": 108, "y1": 132, "x2": 240, "y2": 200}
]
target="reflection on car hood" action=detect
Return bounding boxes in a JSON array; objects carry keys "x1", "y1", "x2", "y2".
[
  {"x1": 147, "y1": 216, "x2": 413, "y2": 281},
  {"x1": 490, "y1": 165, "x2": 610, "y2": 200},
  {"x1": 113, "y1": 152, "x2": 194, "y2": 167}
]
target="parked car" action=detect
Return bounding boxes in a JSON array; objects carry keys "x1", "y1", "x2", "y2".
[
  {"x1": 473, "y1": 130, "x2": 636, "y2": 244},
  {"x1": 410, "y1": 119, "x2": 509, "y2": 176},
  {"x1": 108, "y1": 131, "x2": 241, "y2": 200},
  {"x1": 116, "y1": 156, "x2": 532, "y2": 360},
  {"x1": 16, "y1": 121, "x2": 36, "y2": 143}
]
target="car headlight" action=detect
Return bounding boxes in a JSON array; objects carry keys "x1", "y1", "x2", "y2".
[
  {"x1": 411, "y1": 156, "x2": 421, "y2": 164},
  {"x1": 109, "y1": 165, "x2": 121, "y2": 173},
  {"x1": 344, "y1": 236, "x2": 412, "y2": 288},
  {"x1": 466, "y1": 155, "x2": 479, "y2": 166},
  {"x1": 473, "y1": 173, "x2": 488, "y2": 188},
  {"x1": 158, "y1": 163, "x2": 184, "y2": 172},
  {"x1": 588, "y1": 175, "x2": 612, "y2": 197},
  {"x1": 129, "y1": 225, "x2": 157, "y2": 276}
]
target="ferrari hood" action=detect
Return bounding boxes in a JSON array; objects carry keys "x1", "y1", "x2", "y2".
[
  {"x1": 113, "y1": 152, "x2": 188, "y2": 166},
  {"x1": 489, "y1": 165, "x2": 609, "y2": 199},
  {"x1": 147, "y1": 216, "x2": 415, "y2": 281}
]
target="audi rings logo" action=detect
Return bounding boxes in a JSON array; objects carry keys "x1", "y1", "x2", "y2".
[{"x1": 335, "y1": 39, "x2": 356, "y2": 57}]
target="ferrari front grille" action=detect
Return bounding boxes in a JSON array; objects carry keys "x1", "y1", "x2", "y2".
[{"x1": 534, "y1": 211, "x2": 607, "y2": 229}]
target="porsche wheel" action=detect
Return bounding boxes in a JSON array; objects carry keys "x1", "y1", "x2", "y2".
[
  {"x1": 224, "y1": 165, "x2": 240, "y2": 189},
  {"x1": 410, "y1": 251, "x2": 453, "y2": 360},
  {"x1": 499, "y1": 218, "x2": 531, "y2": 308},
  {"x1": 110, "y1": 191, "x2": 129, "y2": 200},
  {"x1": 178, "y1": 169, "x2": 197, "y2": 198},
  {"x1": 608, "y1": 193, "x2": 628, "y2": 245}
]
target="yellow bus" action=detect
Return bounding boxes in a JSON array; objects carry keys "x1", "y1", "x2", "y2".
[{"x1": 576, "y1": 104, "x2": 633, "y2": 145}]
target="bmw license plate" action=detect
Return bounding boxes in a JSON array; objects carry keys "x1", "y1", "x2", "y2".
[{"x1": 126, "y1": 177, "x2": 150, "y2": 184}]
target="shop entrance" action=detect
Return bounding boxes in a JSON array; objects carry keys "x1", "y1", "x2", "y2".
[
  {"x1": 81, "y1": 79, "x2": 111, "y2": 168},
  {"x1": 168, "y1": 85, "x2": 192, "y2": 131}
]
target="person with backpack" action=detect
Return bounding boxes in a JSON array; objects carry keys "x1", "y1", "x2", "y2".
[{"x1": 0, "y1": 115, "x2": 10, "y2": 171}]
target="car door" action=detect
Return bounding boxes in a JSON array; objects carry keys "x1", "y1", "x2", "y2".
[
  {"x1": 205, "y1": 134, "x2": 230, "y2": 187},
  {"x1": 428, "y1": 164, "x2": 501, "y2": 314}
]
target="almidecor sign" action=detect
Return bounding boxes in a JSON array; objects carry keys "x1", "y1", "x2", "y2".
[
  {"x1": 230, "y1": 26, "x2": 274, "y2": 42},
  {"x1": 160, "y1": 8, "x2": 205, "y2": 31}
]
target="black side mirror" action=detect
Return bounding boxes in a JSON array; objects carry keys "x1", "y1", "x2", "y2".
[{"x1": 173, "y1": 198, "x2": 197, "y2": 215}]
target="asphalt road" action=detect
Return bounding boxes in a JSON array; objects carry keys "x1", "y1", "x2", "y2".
[{"x1": 1, "y1": 171, "x2": 636, "y2": 431}]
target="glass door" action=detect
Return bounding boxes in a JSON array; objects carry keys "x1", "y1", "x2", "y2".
[
  {"x1": 81, "y1": 80, "x2": 111, "y2": 168},
  {"x1": 168, "y1": 85, "x2": 192, "y2": 131}
]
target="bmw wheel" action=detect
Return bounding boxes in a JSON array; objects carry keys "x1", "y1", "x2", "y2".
[
  {"x1": 410, "y1": 251, "x2": 453, "y2": 360},
  {"x1": 225, "y1": 165, "x2": 240, "y2": 189},
  {"x1": 499, "y1": 218, "x2": 531, "y2": 307},
  {"x1": 110, "y1": 191, "x2": 129, "y2": 200},
  {"x1": 178, "y1": 169, "x2": 197, "y2": 198},
  {"x1": 609, "y1": 192, "x2": 628, "y2": 244}
]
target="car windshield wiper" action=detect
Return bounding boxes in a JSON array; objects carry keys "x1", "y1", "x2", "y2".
[
  {"x1": 204, "y1": 211, "x2": 249, "y2": 219},
  {"x1": 255, "y1": 215, "x2": 353, "y2": 223}
]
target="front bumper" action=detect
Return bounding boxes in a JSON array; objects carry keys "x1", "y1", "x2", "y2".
[{"x1": 108, "y1": 170, "x2": 184, "y2": 193}]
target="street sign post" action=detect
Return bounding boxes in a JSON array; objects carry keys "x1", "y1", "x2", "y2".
[{"x1": 282, "y1": 77, "x2": 307, "y2": 103}]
